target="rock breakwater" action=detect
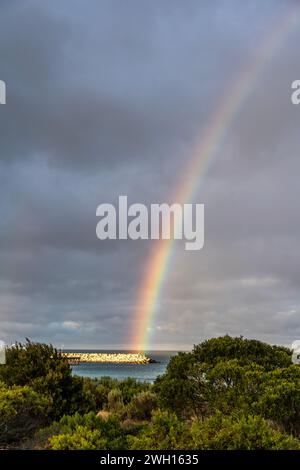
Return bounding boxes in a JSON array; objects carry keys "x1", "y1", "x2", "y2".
[{"x1": 63, "y1": 352, "x2": 154, "y2": 364}]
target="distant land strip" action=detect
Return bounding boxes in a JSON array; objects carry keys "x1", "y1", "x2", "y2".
[{"x1": 63, "y1": 352, "x2": 155, "y2": 365}]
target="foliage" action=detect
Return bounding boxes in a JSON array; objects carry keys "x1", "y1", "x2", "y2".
[
  {"x1": 117, "y1": 377, "x2": 150, "y2": 404},
  {"x1": 154, "y1": 352, "x2": 199, "y2": 416},
  {"x1": 0, "y1": 340, "x2": 94, "y2": 419},
  {"x1": 4, "y1": 336, "x2": 300, "y2": 450},
  {"x1": 196, "y1": 360, "x2": 264, "y2": 414},
  {"x1": 190, "y1": 412, "x2": 300, "y2": 450},
  {"x1": 82, "y1": 377, "x2": 151, "y2": 411},
  {"x1": 0, "y1": 381, "x2": 51, "y2": 444},
  {"x1": 193, "y1": 335, "x2": 292, "y2": 369},
  {"x1": 126, "y1": 391, "x2": 158, "y2": 421},
  {"x1": 107, "y1": 388, "x2": 124, "y2": 413},
  {"x1": 49, "y1": 426, "x2": 105, "y2": 450},
  {"x1": 39, "y1": 408, "x2": 300, "y2": 451},
  {"x1": 129, "y1": 410, "x2": 190, "y2": 450},
  {"x1": 253, "y1": 366, "x2": 300, "y2": 434},
  {"x1": 154, "y1": 336, "x2": 293, "y2": 417},
  {"x1": 0, "y1": 340, "x2": 70, "y2": 387},
  {"x1": 43, "y1": 412, "x2": 131, "y2": 450}
]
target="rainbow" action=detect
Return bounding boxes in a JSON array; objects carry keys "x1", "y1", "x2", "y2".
[{"x1": 131, "y1": 4, "x2": 300, "y2": 352}]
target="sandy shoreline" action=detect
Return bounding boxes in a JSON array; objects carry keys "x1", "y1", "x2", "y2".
[{"x1": 63, "y1": 352, "x2": 154, "y2": 364}]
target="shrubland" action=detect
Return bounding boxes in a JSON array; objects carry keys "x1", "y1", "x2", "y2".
[{"x1": 1, "y1": 335, "x2": 300, "y2": 450}]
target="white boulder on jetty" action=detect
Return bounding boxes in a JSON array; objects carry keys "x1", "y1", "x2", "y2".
[{"x1": 63, "y1": 352, "x2": 154, "y2": 364}]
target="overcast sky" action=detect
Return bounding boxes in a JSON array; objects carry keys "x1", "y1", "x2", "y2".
[{"x1": 0, "y1": 0, "x2": 300, "y2": 349}]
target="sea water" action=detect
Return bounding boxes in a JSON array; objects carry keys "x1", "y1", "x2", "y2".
[{"x1": 70, "y1": 350, "x2": 177, "y2": 383}]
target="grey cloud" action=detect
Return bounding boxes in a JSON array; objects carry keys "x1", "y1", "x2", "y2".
[{"x1": 0, "y1": 0, "x2": 300, "y2": 348}]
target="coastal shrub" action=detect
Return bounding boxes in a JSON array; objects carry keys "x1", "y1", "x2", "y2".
[
  {"x1": 82, "y1": 377, "x2": 151, "y2": 412},
  {"x1": 190, "y1": 412, "x2": 300, "y2": 450},
  {"x1": 31, "y1": 411, "x2": 103, "y2": 449},
  {"x1": 154, "y1": 358, "x2": 249, "y2": 418},
  {"x1": 127, "y1": 391, "x2": 158, "y2": 421},
  {"x1": 193, "y1": 335, "x2": 292, "y2": 370},
  {"x1": 4, "y1": 336, "x2": 300, "y2": 450},
  {"x1": 129, "y1": 409, "x2": 190, "y2": 450},
  {"x1": 82, "y1": 377, "x2": 101, "y2": 412},
  {"x1": 81, "y1": 378, "x2": 116, "y2": 411},
  {"x1": 253, "y1": 366, "x2": 300, "y2": 435},
  {"x1": 0, "y1": 340, "x2": 70, "y2": 387},
  {"x1": 117, "y1": 377, "x2": 151, "y2": 404},
  {"x1": 0, "y1": 340, "x2": 94, "y2": 419},
  {"x1": 0, "y1": 381, "x2": 51, "y2": 445},
  {"x1": 154, "y1": 352, "x2": 198, "y2": 416},
  {"x1": 200, "y1": 360, "x2": 264, "y2": 414},
  {"x1": 154, "y1": 336, "x2": 293, "y2": 417},
  {"x1": 49, "y1": 426, "x2": 105, "y2": 450},
  {"x1": 39, "y1": 412, "x2": 130, "y2": 450},
  {"x1": 107, "y1": 388, "x2": 124, "y2": 413},
  {"x1": 205, "y1": 363, "x2": 300, "y2": 433}
]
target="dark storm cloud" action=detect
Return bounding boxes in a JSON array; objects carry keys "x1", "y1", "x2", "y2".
[
  {"x1": 0, "y1": 0, "x2": 202, "y2": 170},
  {"x1": 0, "y1": 0, "x2": 282, "y2": 171},
  {"x1": 0, "y1": 0, "x2": 300, "y2": 348}
]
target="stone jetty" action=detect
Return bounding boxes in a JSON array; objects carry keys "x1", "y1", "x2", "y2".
[{"x1": 63, "y1": 352, "x2": 154, "y2": 365}]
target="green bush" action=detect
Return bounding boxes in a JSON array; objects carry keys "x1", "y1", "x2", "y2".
[
  {"x1": 154, "y1": 352, "x2": 198, "y2": 416},
  {"x1": 200, "y1": 360, "x2": 264, "y2": 414},
  {"x1": 49, "y1": 426, "x2": 105, "y2": 450},
  {"x1": 118, "y1": 378, "x2": 151, "y2": 404},
  {"x1": 0, "y1": 340, "x2": 94, "y2": 419},
  {"x1": 154, "y1": 336, "x2": 293, "y2": 418},
  {"x1": 253, "y1": 366, "x2": 300, "y2": 434},
  {"x1": 129, "y1": 410, "x2": 189, "y2": 450},
  {"x1": 107, "y1": 388, "x2": 124, "y2": 413},
  {"x1": 82, "y1": 377, "x2": 151, "y2": 411},
  {"x1": 41, "y1": 412, "x2": 130, "y2": 450},
  {"x1": 190, "y1": 412, "x2": 300, "y2": 450},
  {"x1": 0, "y1": 381, "x2": 51, "y2": 444},
  {"x1": 193, "y1": 335, "x2": 292, "y2": 369},
  {"x1": 127, "y1": 391, "x2": 158, "y2": 421}
]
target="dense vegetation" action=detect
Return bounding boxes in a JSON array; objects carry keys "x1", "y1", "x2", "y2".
[{"x1": 0, "y1": 336, "x2": 300, "y2": 450}]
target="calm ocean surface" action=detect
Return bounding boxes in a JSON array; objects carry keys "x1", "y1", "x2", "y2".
[{"x1": 69, "y1": 350, "x2": 178, "y2": 382}]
